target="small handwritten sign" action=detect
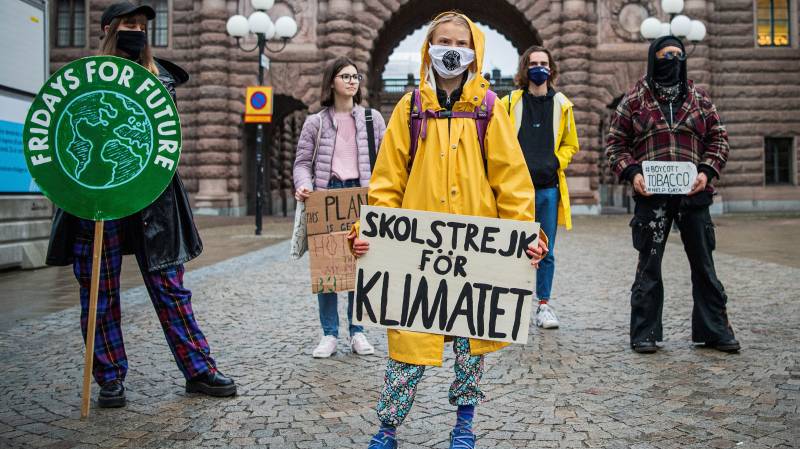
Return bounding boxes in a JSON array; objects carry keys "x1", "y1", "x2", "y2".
[
  {"x1": 308, "y1": 231, "x2": 355, "y2": 294},
  {"x1": 305, "y1": 187, "x2": 368, "y2": 293},
  {"x1": 305, "y1": 187, "x2": 368, "y2": 236},
  {"x1": 643, "y1": 161, "x2": 698, "y2": 195}
]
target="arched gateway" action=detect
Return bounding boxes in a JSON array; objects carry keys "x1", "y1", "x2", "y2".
[{"x1": 48, "y1": 0, "x2": 800, "y2": 216}]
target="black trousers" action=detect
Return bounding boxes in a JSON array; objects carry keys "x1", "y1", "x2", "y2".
[{"x1": 629, "y1": 192, "x2": 736, "y2": 345}]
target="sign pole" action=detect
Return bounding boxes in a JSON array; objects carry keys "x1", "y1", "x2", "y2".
[
  {"x1": 80, "y1": 220, "x2": 104, "y2": 419},
  {"x1": 254, "y1": 34, "x2": 266, "y2": 235}
]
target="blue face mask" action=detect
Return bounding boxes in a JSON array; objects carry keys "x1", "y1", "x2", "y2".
[{"x1": 527, "y1": 66, "x2": 550, "y2": 86}]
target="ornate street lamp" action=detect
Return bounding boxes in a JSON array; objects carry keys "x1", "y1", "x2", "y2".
[
  {"x1": 226, "y1": 0, "x2": 297, "y2": 235},
  {"x1": 640, "y1": 0, "x2": 706, "y2": 48}
]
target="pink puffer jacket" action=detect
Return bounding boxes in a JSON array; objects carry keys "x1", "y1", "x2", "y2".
[{"x1": 293, "y1": 105, "x2": 386, "y2": 191}]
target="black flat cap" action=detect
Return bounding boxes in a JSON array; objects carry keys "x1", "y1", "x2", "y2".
[{"x1": 101, "y1": 1, "x2": 155, "y2": 31}]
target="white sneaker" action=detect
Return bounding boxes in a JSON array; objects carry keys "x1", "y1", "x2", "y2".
[
  {"x1": 312, "y1": 335, "x2": 337, "y2": 358},
  {"x1": 350, "y1": 332, "x2": 375, "y2": 355},
  {"x1": 535, "y1": 303, "x2": 560, "y2": 329}
]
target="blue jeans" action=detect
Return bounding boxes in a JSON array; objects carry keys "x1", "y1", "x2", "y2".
[
  {"x1": 317, "y1": 176, "x2": 364, "y2": 337},
  {"x1": 535, "y1": 187, "x2": 559, "y2": 301},
  {"x1": 318, "y1": 291, "x2": 362, "y2": 337},
  {"x1": 327, "y1": 178, "x2": 360, "y2": 189}
]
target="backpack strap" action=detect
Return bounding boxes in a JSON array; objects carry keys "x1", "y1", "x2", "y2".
[
  {"x1": 408, "y1": 88, "x2": 423, "y2": 171},
  {"x1": 365, "y1": 108, "x2": 377, "y2": 170},
  {"x1": 407, "y1": 88, "x2": 496, "y2": 173},
  {"x1": 474, "y1": 90, "x2": 496, "y2": 164}
]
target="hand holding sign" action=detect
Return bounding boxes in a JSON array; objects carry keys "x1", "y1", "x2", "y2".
[{"x1": 688, "y1": 172, "x2": 708, "y2": 196}]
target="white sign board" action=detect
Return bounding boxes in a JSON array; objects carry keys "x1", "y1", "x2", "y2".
[
  {"x1": 642, "y1": 161, "x2": 698, "y2": 195},
  {"x1": 354, "y1": 206, "x2": 540, "y2": 344},
  {"x1": 0, "y1": 0, "x2": 47, "y2": 95}
]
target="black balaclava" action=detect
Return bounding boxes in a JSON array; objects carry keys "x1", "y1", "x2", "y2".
[{"x1": 647, "y1": 36, "x2": 687, "y2": 88}]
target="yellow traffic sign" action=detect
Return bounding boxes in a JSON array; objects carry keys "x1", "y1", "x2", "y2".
[{"x1": 245, "y1": 86, "x2": 273, "y2": 123}]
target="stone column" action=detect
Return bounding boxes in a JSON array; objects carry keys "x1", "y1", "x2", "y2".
[
  {"x1": 558, "y1": 0, "x2": 601, "y2": 213},
  {"x1": 192, "y1": 0, "x2": 241, "y2": 215},
  {"x1": 319, "y1": 0, "x2": 355, "y2": 59}
]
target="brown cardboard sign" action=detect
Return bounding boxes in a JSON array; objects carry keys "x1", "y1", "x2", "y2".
[
  {"x1": 308, "y1": 231, "x2": 356, "y2": 294},
  {"x1": 305, "y1": 187, "x2": 368, "y2": 236}
]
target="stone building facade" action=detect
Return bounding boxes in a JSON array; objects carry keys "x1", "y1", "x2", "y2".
[{"x1": 49, "y1": 0, "x2": 800, "y2": 215}]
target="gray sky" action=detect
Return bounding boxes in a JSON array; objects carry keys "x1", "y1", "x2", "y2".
[{"x1": 382, "y1": 22, "x2": 519, "y2": 79}]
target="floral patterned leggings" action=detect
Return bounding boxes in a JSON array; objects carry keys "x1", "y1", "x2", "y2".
[{"x1": 376, "y1": 338, "x2": 485, "y2": 427}]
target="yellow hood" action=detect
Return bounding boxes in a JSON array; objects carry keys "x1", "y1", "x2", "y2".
[{"x1": 418, "y1": 12, "x2": 489, "y2": 112}]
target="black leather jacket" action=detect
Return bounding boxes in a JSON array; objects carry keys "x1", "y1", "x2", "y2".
[{"x1": 46, "y1": 58, "x2": 203, "y2": 272}]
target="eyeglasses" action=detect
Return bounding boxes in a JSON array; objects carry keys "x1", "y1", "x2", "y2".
[
  {"x1": 336, "y1": 74, "x2": 363, "y2": 83},
  {"x1": 661, "y1": 51, "x2": 687, "y2": 61}
]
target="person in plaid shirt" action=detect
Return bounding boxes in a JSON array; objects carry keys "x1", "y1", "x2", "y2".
[{"x1": 606, "y1": 35, "x2": 740, "y2": 355}]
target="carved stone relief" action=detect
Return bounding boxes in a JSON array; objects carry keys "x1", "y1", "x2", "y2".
[{"x1": 598, "y1": 0, "x2": 658, "y2": 44}]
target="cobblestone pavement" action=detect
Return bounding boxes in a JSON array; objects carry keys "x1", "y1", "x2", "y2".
[{"x1": 0, "y1": 221, "x2": 798, "y2": 448}]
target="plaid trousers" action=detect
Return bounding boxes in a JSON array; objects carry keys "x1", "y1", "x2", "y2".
[{"x1": 73, "y1": 218, "x2": 216, "y2": 386}]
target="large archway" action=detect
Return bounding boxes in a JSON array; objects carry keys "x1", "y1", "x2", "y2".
[{"x1": 366, "y1": 0, "x2": 544, "y2": 101}]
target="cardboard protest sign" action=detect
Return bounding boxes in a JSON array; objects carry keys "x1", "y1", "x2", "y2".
[
  {"x1": 305, "y1": 187, "x2": 368, "y2": 236},
  {"x1": 23, "y1": 56, "x2": 181, "y2": 220},
  {"x1": 354, "y1": 206, "x2": 540, "y2": 344},
  {"x1": 305, "y1": 187, "x2": 367, "y2": 293},
  {"x1": 309, "y1": 231, "x2": 356, "y2": 293},
  {"x1": 643, "y1": 161, "x2": 698, "y2": 195}
]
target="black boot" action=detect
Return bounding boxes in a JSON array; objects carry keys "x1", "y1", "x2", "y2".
[
  {"x1": 704, "y1": 338, "x2": 741, "y2": 353},
  {"x1": 631, "y1": 341, "x2": 658, "y2": 354},
  {"x1": 185, "y1": 370, "x2": 236, "y2": 397},
  {"x1": 97, "y1": 380, "x2": 126, "y2": 408}
]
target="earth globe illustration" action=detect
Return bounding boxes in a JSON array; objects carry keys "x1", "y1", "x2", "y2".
[{"x1": 56, "y1": 91, "x2": 153, "y2": 189}]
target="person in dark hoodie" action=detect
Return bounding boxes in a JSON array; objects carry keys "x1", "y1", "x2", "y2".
[
  {"x1": 606, "y1": 36, "x2": 740, "y2": 354},
  {"x1": 46, "y1": 2, "x2": 236, "y2": 408},
  {"x1": 501, "y1": 45, "x2": 580, "y2": 330}
]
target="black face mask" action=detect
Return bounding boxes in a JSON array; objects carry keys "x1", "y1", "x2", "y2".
[
  {"x1": 653, "y1": 57, "x2": 680, "y2": 86},
  {"x1": 116, "y1": 30, "x2": 147, "y2": 60}
]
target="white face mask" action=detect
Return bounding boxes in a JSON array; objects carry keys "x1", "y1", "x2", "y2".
[{"x1": 428, "y1": 45, "x2": 475, "y2": 79}]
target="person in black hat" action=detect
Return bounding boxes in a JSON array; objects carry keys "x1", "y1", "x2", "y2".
[
  {"x1": 46, "y1": 1, "x2": 237, "y2": 408},
  {"x1": 605, "y1": 35, "x2": 740, "y2": 354}
]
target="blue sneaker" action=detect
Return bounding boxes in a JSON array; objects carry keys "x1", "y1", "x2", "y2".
[
  {"x1": 368, "y1": 431, "x2": 397, "y2": 449},
  {"x1": 449, "y1": 428, "x2": 476, "y2": 449}
]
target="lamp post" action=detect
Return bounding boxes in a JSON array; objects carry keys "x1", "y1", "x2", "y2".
[
  {"x1": 640, "y1": 0, "x2": 706, "y2": 49},
  {"x1": 226, "y1": 0, "x2": 298, "y2": 235}
]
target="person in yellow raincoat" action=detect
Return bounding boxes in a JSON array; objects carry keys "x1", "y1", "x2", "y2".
[
  {"x1": 500, "y1": 45, "x2": 580, "y2": 330},
  {"x1": 348, "y1": 12, "x2": 548, "y2": 449}
]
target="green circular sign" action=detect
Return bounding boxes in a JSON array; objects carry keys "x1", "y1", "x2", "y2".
[{"x1": 23, "y1": 56, "x2": 182, "y2": 220}]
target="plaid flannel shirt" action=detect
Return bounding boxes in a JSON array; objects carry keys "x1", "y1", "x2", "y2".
[{"x1": 606, "y1": 78, "x2": 729, "y2": 185}]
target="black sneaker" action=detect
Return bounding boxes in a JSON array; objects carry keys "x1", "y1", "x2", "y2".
[
  {"x1": 97, "y1": 380, "x2": 126, "y2": 408},
  {"x1": 185, "y1": 370, "x2": 236, "y2": 397}
]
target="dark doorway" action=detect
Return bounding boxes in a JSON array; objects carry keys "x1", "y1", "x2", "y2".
[{"x1": 244, "y1": 94, "x2": 308, "y2": 216}]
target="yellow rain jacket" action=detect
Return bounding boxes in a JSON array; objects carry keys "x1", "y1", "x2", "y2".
[
  {"x1": 500, "y1": 89, "x2": 580, "y2": 229},
  {"x1": 357, "y1": 13, "x2": 538, "y2": 367}
]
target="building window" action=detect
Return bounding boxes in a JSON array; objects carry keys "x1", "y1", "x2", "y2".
[
  {"x1": 764, "y1": 137, "x2": 795, "y2": 185},
  {"x1": 141, "y1": 0, "x2": 169, "y2": 47},
  {"x1": 55, "y1": 0, "x2": 86, "y2": 47},
  {"x1": 757, "y1": 0, "x2": 791, "y2": 46}
]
